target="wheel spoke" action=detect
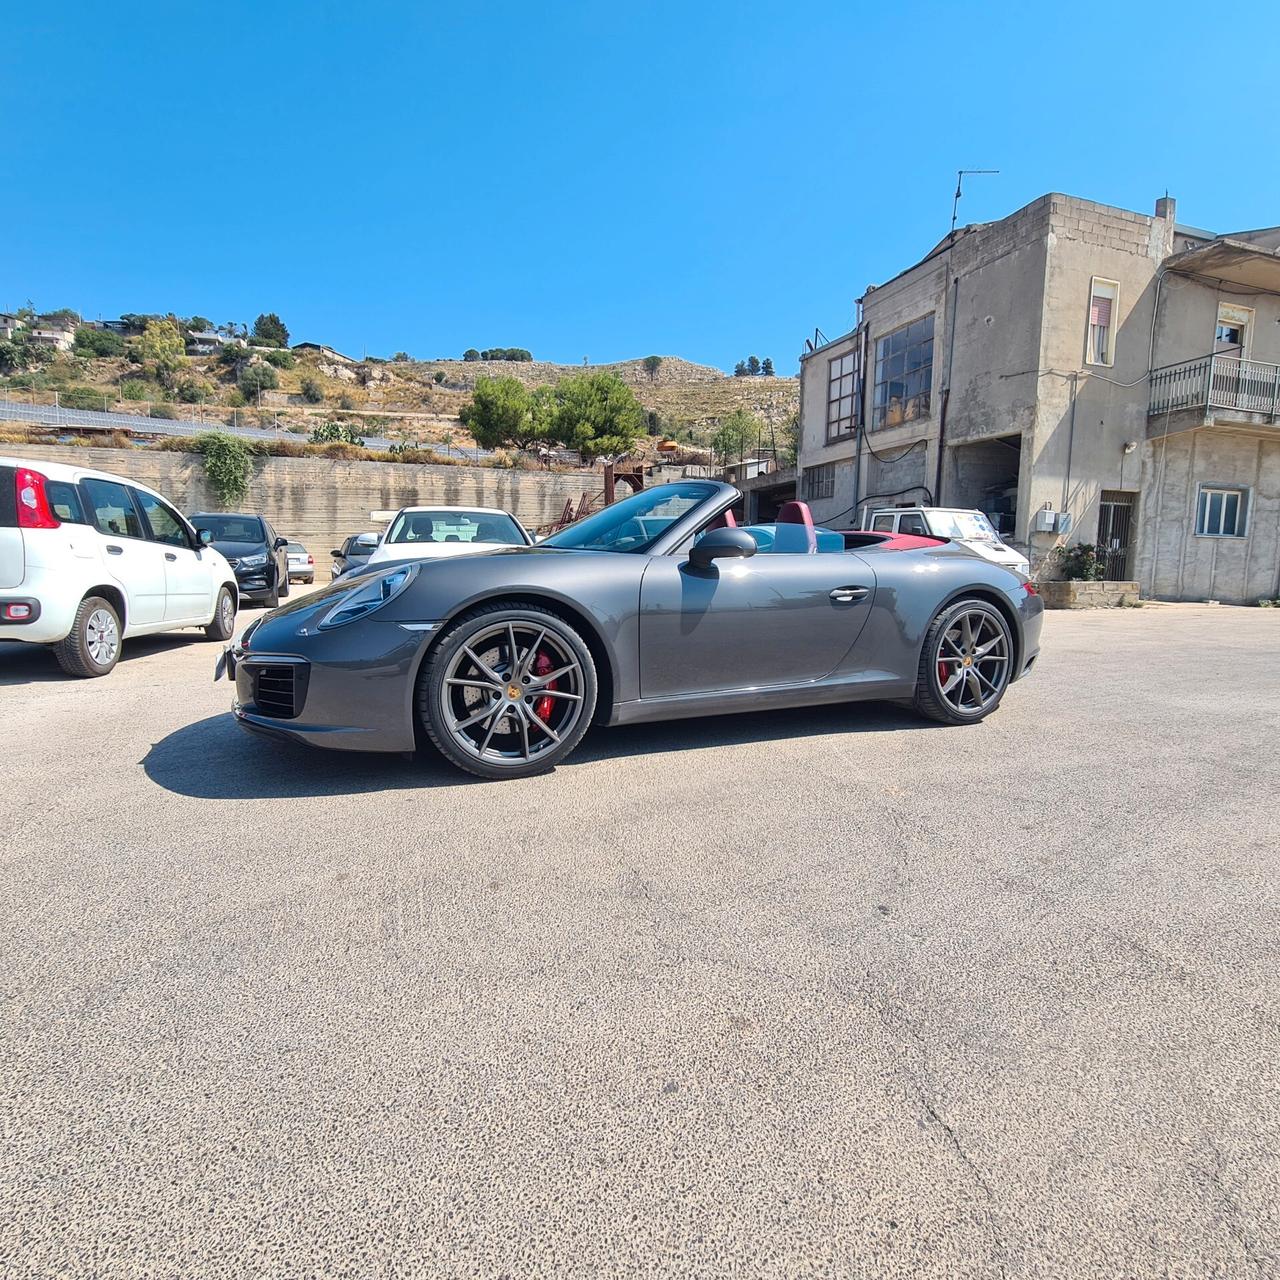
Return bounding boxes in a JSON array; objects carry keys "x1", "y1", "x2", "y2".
[
  {"x1": 961, "y1": 614, "x2": 975, "y2": 651},
  {"x1": 446, "y1": 676, "x2": 501, "y2": 692},
  {"x1": 942, "y1": 635, "x2": 965, "y2": 659},
  {"x1": 975, "y1": 667, "x2": 1000, "y2": 693},
  {"x1": 517, "y1": 701, "x2": 531, "y2": 759},
  {"x1": 478, "y1": 711, "x2": 504, "y2": 756},
  {"x1": 454, "y1": 701, "x2": 499, "y2": 731},
  {"x1": 506, "y1": 622, "x2": 519, "y2": 674},
  {"x1": 941, "y1": 670, "x2": 965, "y2": 696},
  {"x1": 462, "y1": 645, "x2": 502, "y2": 685},
  {"x1": 522, "y1": 702, "x2": 561, "y2": 743},
  {"x1": 533, "y1": 687, "x2": 582, "y2": 703},
  {"x1": 517, "y1": 628, "x2": 547, "y2": 681},
  {"x1": 966, "y1": 669, "x2": 983, "y2": 704},
  {"x1": 527, "y1": 662, "x2": 576, "y2": 689}
]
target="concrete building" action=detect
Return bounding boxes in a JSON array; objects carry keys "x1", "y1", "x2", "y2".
[
  {"x1": 28, "y1": 314, "x2": 79, "y2": 352},
  {"x1": 795, "y1": 192, "x2": 1280, "y2": 603}
]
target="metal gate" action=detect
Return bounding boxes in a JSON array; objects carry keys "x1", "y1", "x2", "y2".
[{"x1": 1097, "y1": 490, "x2": 1136, "y2": 580}]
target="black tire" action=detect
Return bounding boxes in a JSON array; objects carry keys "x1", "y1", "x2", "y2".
[
  {"x1": 53, "y1": 595, "x2": 122, "y2": 678},
  {"x1": 279, "y1": 574, "x2": 290, "y2": 600},
  {"x1": 204, "y1": 586, "x2": 236, "y2": 641},
  {"x1": 912, "y1": 597, "x2": 1014, "y2": 725},
  {"x1": 418, "y1": 601, "x2": 598, "y2": 780}
]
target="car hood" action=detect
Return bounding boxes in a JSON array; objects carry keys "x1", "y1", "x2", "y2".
[
  {"x1": 210, "y1": 539, "x2": 269, "y2": 558},
  {"x1": 956, "y1": 539, "x2": 1025, "y2": 565},
  {"x1": 366, "y1": 541, "x2": 528, "y2": 565}
]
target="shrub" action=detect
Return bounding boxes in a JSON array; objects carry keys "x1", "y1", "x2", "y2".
[
  {"x1": 150, "y1": 403, "x2": 179, "y2": 420},
  {"x1": 196, "y1": 431, "x2": 258, "y2": 505},
  {"x1": 176, "y1": 379, "x2": 211, "y2": 403},
  {"x1": 238, "y1": 362, "x2": 279, "y2": 400},
  {"x1": 120, "y1": 378, "x2": 150, "y2": 401},
  {"x1": 60, "y1": 386, "x2": 107, "y2": 410},
  {"x1": 433, "y1": 370, "x2": 446, "y2": 384},
  {"x1": 73, "y1": 327, "x2": 126, "y2": 357},
  {"x1": 0, "y1": 340, "x2": 25, "y2": 373},
  {"x1": 299, "y1": 375, "x2": 324, "y2": 404},
  {"x1": 392, "y1": 351, "x2": 410, "y2": 362},
  {"x1": 226, "y1": 389, "x2": 247, "y2": 407},
  {"x1": 263, "y1": 348, "x2": 294, "y2": 369},
  {"x1": 1056, "y1": 543, "x2": 1108, "y2": 581},
  {"x1": 310, "y1": 420, "x2": 366, "y2": 447},
  {"x1": 337, "y1": 394, "x2": 355, "y2": 411},
  {"x1": 218, "y1": 344, "x2": 247, "y2": 368}
]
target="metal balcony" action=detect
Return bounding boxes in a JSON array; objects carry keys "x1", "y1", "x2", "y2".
[{"x1": 1149, "y1": 353, "x2": 1280, "y2": 420}]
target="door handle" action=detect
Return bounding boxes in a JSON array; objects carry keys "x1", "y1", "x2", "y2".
[
  {"x1": 105, "y1": 544, "x2": 123, "y2": 555},
  {"x1": 830, "y1": 586, "x2": 869, "y2": 604},
  {"x1": 165, "y1": 552, "x2": 177, "y2": 561}
]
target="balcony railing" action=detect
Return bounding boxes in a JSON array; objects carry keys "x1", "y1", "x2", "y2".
[{"x1": 1149, "y1": 353, "x2": 1280, "y2": 418}]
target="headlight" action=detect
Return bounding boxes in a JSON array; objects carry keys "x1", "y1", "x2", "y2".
[
  {"x1": 238, "y1": 552, "x2": 268, "y2": 569},
  {"x1": 318, "y1": 564, "x2": 417, "y2": 629}
]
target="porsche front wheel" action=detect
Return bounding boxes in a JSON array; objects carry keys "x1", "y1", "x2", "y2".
[
  {"x1": 419, "y1": 603, "x2": 598, "y2": 779},
  {"x1": 913, "y1": 598, "x2": 1013, "y2": 725}
]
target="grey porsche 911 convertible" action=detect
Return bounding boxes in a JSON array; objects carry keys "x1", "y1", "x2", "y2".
[{"x1": 219, "y1": 481, "x2": 1043, "y2": 779}]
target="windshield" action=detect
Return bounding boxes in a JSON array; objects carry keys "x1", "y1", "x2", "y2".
[
  {"x1": 385, "y1": 509, "x2": 525, "y2": 546},
  {"x1": 925, "y1": 511, "x2": 998, "y2": 540},
  {"x1": 542, "y1": 483, "x2": 717, "y2": 552},
  {"x1": 198, "y1": 515, "x2": 265, "y2": 542}
]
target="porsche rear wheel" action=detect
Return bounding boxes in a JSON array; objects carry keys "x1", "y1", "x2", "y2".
[
  {"x1": 419, "y1": 602, "x2": 597, "y2": 779},
  {"x1": 913, "y1": 598, "x2": 1013, "y2": 725}
]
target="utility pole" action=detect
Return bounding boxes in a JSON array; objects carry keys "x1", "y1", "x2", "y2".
[{"x1": 951, "y1": 169, "x2": 999, "y2": 235}]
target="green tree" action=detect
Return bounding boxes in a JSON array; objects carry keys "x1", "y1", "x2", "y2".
[
  {"x1": 140, "y1": 318, "x2": 186, "y2": 379},
  {"x1": 711, "y1": 408, "x2": 760, "y2": 462},
  {"x1": 761, "y1": 357, "x2": 775, "y2": 377},
  {"x1": 551, "y1": 372, "x2": 644, "y2": 461},
  {"x1": 733, "y1": 360, "x2": 747, "y2": 377},
  {"x1": 251, "y1": 313, "x2": 289, "y2": 346},
  {"x1": 643, "y1": 355, "x2": 663, "y2": 382},
  {"x1": 0, "y1": 340, "x2": 25, "y2": 373},
  {"x1": 777, "y1": 411, "x2": 799, "y2": 466},
  {"x1": 746, "y1": 354, "x2": 761, "y2": 376},
  {"x1": 462, "y1": 348, "x2": 481, "y2": 362},
  {"x1": 299, "y1": 375, "x2": 324, "y2": 403},
  {"x1": 239, "y1": 362, "x2": 279, "y2": 400},
  {"x1": 459, "y1": 376, "x2": 543, "y2": 450},
  {"x1": 74, "y1": 327, "x2": 125, "y2": 357},
  {"x1": 391, "y1": 351, "x2": 410, "y2": 362},
  {"x1": 187, "y1": 315, "x2": 213, "y2": 333}
]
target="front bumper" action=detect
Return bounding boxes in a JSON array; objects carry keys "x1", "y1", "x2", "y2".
[
  {"x1": 1013, "y1": 588, "x2": 1044, "y2": 680},
  {"x1": 226, "y1": 614, "x2": 435, "y2": 753}
]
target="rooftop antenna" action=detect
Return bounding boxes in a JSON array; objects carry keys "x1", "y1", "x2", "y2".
[{"x1": 951, "y1": 169, "x2": 1000, "y2": 235}]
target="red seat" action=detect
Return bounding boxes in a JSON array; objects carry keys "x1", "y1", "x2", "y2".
[
  {"x1": 704, "y1": 509, "x2": 738, "y2": 531},
  {"x1": 774, "y1": 500, "x2": 817, "y2": 553}
]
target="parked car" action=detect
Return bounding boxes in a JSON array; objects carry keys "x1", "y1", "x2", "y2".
[
  {"x1": 363, "y1": 506, "x2": 532, "y2": 570},
  {"x1": 0, "y1": 456, "x2": 238, "y2": 677},
  {"x1": 219, "y1": 482, "x2": 1043, "y2": 779},
  {"x1": 285, "y1": 541, "x2": 314, "y2": 584},
  {"x1": 331, "y1": 532, "x2": 381, "y2": 580},
  {"x1": 860, "y1": 506, "x2": 1030, "y2": 576},
  {"x1": 189, "y1": 512, "x2": 290, "y2": 608}
]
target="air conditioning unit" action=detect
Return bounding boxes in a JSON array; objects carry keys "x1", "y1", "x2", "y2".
[
  {"x1": 1032, "y1": 508, "x2": 1057, "y2": 533},
  {"x1": 1055, "y1": 512, "x2": 1073, "y2": 535}
]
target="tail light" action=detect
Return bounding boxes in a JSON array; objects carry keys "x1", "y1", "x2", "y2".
[
  {"x1": 307, "y1": 555, "x2": 314, "y2": 565},
  {"x1": 1022, "y1": 581, "x2": 1039, "y2": 597},
  {"x1": 16, "y1": 468, "x2": 60, "y2": 530}
]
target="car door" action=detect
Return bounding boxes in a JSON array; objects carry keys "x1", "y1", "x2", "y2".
[
  {"x1": 264, "y1": 520, "x2": 286, "y2": 590},
  {"x1": 78, "y1": 477, "x2": 167, "y2": 627},
  {"x1": 638, "y1": 544, "x2": 877, "y2": 698},
  {"x1": 134, "y1": 488, "x2": 213, "y2": 622}
]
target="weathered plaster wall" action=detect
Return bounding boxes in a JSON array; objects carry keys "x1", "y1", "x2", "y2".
[{"x1": 1137, "y1": 429, "x2": 1280, "y2": 603}]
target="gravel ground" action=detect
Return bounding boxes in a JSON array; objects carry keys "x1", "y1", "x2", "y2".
[{"x1": 1, "y1": 601, "x2": 1277, "y2": 1278}]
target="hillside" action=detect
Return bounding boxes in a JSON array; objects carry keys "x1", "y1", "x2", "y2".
[{"x1": 1, "y1": 347, "x2": 796, "y2": 452}]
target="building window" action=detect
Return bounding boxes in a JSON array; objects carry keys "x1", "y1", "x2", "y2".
[
  {"x1": 1196, "y1": 486, "x2": 1248, "y2": 538},
  {"x1": 826, "y1": 347, "x2": 860, "y2": 442},
  {"x1": 1214, "y1": 303, "x2": 1253, "y2": 357},
  {"x1": 802, "y1": 463, "x2": 834, "y2": 502},
  {"x1": 872, "y1": 315, "x2": 933, "y2": 429},
  {"x1": 1087, "y1": 278, "x2": 1119, "y2": 366}
]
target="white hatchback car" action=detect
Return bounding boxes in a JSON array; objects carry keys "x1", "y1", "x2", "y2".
[
  {"x1": 364, "y1": 505, "x2": 532, "y2": 570},
  {"x1": 0, "y1": 456, "x2": 239, "y2": 677}
]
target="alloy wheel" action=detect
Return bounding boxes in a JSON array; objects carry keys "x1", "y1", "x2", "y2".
[
  {"x1": 934, "y1": 608, "x2": 1009, "y2": 715},
  {"x1": 220, "y1": 593, "x2": 235, "y2": 632},
  {"x1": 440, "y1": 620, "x2": 586, "y2": 767},
  {"x1": 86, "y1": 608, "x2": 119, "y2": 667}
]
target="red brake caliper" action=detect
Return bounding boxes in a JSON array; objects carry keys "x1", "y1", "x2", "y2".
[{"x1": 532, "y1": 650, "x2": 556, "y2": 723}]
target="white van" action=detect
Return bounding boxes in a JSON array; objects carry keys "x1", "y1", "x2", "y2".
[{"x1": 0, "y1": 456, "x2": 239, "y2": 676}]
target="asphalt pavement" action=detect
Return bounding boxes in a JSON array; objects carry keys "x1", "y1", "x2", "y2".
[{"x1": 1, "y1": 600, "x2": 1277, "y2": 1278}]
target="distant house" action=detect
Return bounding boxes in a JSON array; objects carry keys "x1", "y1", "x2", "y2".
[
  {"x1": 88, "y1": 318, "x2": 131, "y2": 335},
  {"x1": 186, "y1": 330, "x2": 228, "y2": 355},
  {"x1": 292, "y1": 342, "x2": 355, "y2": 365},
  {"x1": 29, "y1": 314, "x2": 79, "y2": 352},
  {"x1": 0, "y1": 313, "x2": 18, "y2": 341}
]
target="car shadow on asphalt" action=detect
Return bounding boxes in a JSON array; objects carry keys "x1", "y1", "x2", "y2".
[
  {"x1": 142, "y1": 702, "x2": 936, "y2": 799},
  {"x1": 0, "y1": 635, "x2": 214, "y2": 686}
]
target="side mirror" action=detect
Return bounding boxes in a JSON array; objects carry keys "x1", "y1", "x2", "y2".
[
  {"x1": 273, "y1": 536, "x2": 289, "y2": 550},
  {"x1": 197, "y1": 528, "x2": 213, "y2": 546},
  {"x1": 330, "y1": 548, "x2": 342, "y2": 557},
  {"x1": 689, "y1": 527, "x2": 757, "y2": 571}
]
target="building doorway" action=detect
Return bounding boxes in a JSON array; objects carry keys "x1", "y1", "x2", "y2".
[{"x1": 1097, "y1": 490, "x2": 1136, "y2": 580}]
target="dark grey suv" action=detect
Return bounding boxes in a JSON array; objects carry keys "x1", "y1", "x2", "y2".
[{"x1": 190, "y1": 512, "x2": 290, "y2": 608}]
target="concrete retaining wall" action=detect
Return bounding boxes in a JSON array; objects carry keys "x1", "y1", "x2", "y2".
[
  {"x1": 10, "y1": 444, "x2": 597, "y2": 558},
  {"x1": 1039, "y1": 579, "x2": 1140, "y2": 609}
]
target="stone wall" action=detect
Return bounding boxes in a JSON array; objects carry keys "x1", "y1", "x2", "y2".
[
  {"x1": 1038, "y1": 579, "x2": 1141, "y2": 609},
  {"x1": 14, "y1": 444, "x2": 598, "y2": 557}
]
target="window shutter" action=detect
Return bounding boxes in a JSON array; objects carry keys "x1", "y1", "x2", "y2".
[{"x1": 1090, "y1": 295, "x2": 1112, "y2": 327}]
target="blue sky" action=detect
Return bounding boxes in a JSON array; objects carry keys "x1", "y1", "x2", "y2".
[{"x1": 5, "y1": 1, "x2": 1279, "y2": 374}]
